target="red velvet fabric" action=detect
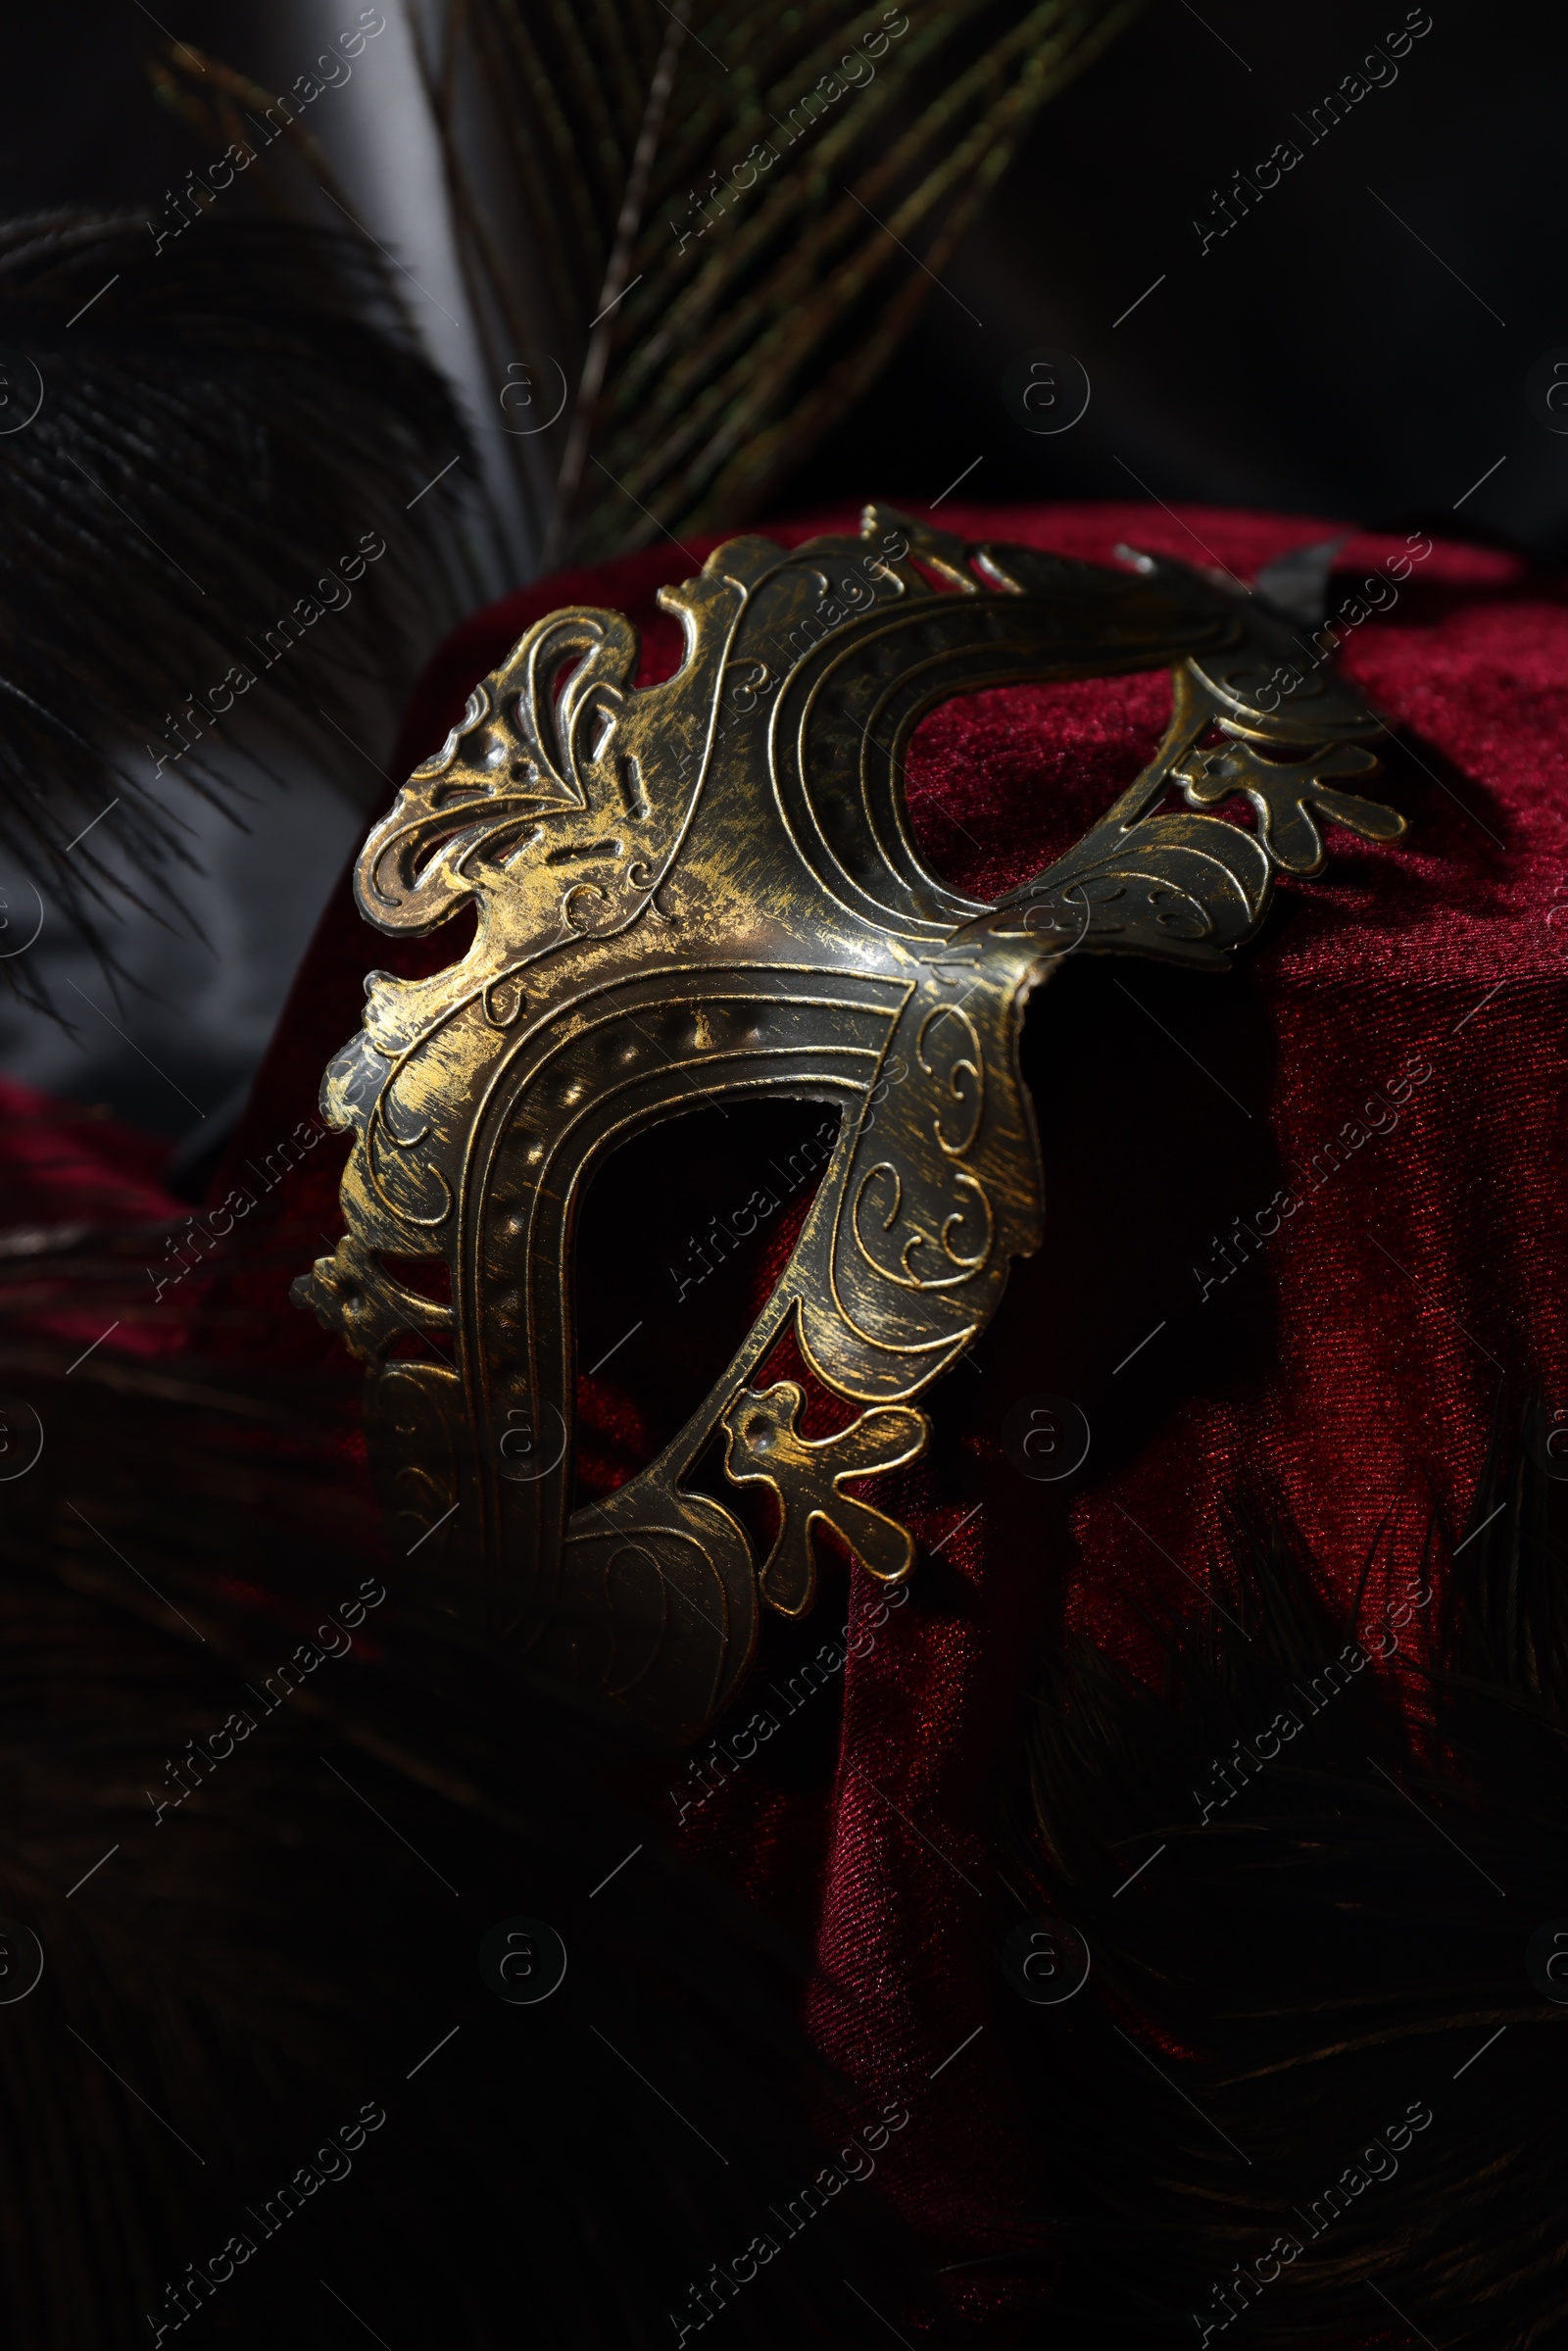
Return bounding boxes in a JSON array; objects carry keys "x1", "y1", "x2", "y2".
[
  {"x1": 0, "y1": 1073, "x2": 174, "y2": 1232},
  {"x1": 0, "y1": 1075, "x2": 186, "y2": 1352},
  {"x1": 38, "y1": 503, "x2": 1568, "y2": 2330}
]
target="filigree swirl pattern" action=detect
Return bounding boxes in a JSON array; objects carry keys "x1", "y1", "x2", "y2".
[{"x1": 294, "y1": 507, "x2": 1407, "y2": 1744}]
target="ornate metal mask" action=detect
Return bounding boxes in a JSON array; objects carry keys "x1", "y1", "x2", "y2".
[{"x1": 295, "y1": 507, "x2": 1404, "y2": 1744}]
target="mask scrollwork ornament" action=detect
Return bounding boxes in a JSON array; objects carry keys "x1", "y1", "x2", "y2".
[{"x1": 295, "y1": 506, "x2": 1406, "y2": 1745}]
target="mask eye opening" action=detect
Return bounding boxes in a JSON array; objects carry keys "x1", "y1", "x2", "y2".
[{"x1": 569, "y1": 1098, "x2": 843, "y2": 1511}]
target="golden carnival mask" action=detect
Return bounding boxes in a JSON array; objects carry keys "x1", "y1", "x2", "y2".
[{"x1": 295, "y1": 507, "x2": 1404, "y2": 1744}]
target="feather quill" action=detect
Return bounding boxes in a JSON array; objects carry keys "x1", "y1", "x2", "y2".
[{"x1": 392, "y1": 0, "x2": 1149, "y2": 563}]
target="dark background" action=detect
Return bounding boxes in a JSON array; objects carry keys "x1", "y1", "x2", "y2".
[
  {"x1": 812, "y1": 0, "x2": 1568, "y2": 558},
  {"x1": 2, "y1": 0, "x2": 1563, "y2": 1140},
  {"x1": 4, "y1": 0, "x2": 1562, "y2": 554}
]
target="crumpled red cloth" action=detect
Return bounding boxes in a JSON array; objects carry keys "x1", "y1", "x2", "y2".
[
  {"x1": 0, "y1": 1074, "x2": 190, "y2": 1353},
  {"x1": 0, "y1": 1073, "x2": 173, "y2": 1234},
  {"x1": 34, "y1": 502, "x2": 1568, "y2": 2330}
]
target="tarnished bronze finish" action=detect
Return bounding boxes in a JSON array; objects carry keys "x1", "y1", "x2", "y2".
[
  {"x1": 723, "y1": 1383, "x2": 929, "y2": 1617},
  {"x1": 295, "y1": 506, "x2": 1404, "y2": 1744}
]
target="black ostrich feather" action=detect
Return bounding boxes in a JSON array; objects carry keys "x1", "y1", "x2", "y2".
[
  {"x1": 0, "y1": 209, "x2": 478, "y2": 1010},
  {"x1": 1005, "y1": 1402, "x2": 1568, "y2": 2349}
]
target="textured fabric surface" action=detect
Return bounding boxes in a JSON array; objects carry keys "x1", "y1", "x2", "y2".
[
  {"x1": 0, "y1": 1074, "x2": 186, "y2": 1354},
  {"x1": 21, "y1": 503, "x2": 1567, "y2": 2331},
  {"x1": 0, "y1": 1073, "x2": 172, "y2": 1232}
]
